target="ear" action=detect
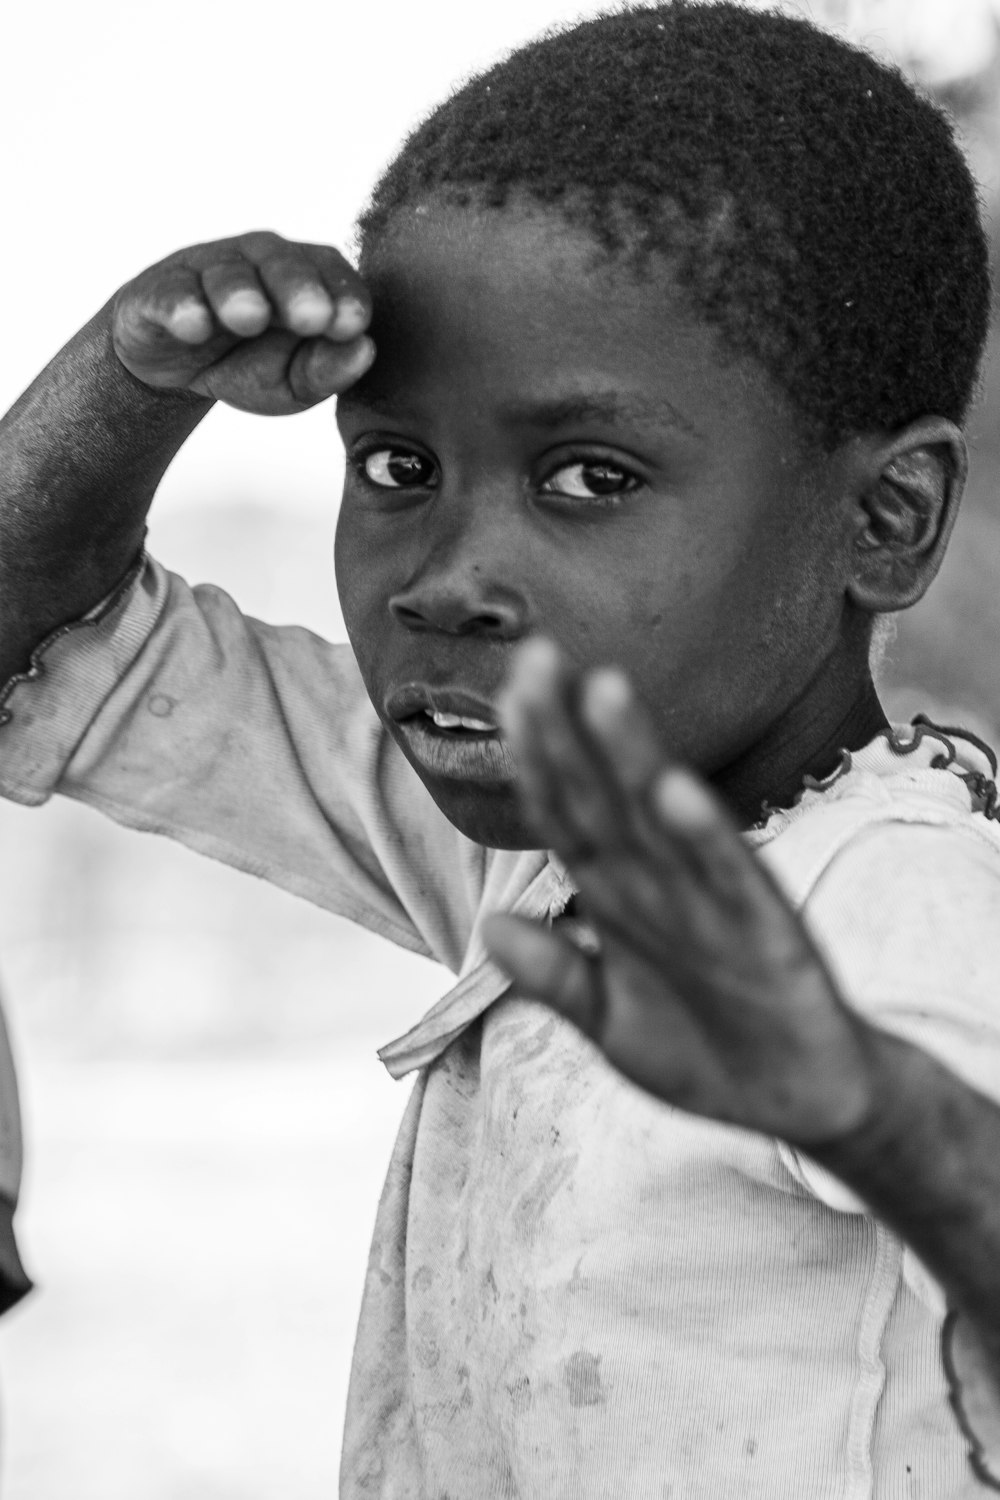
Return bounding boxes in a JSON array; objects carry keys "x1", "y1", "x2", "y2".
[{"x1": 846, "y1": 417, "x2": 967, "y2": 612}]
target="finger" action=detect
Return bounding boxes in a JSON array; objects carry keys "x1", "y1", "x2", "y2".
[
  {"x1": 124, "y1": 264, "x2": 216, "y2": 346},
  {"x1": 499, "y1": 639, "x2": 590, "y2": 848},
  {"x1": 200, "y1": 260, "x2": 272, "y2": 338},
  {"x1": 286, "y1": 333, "x2": 377, "y2": 405},
  {"x1": 257, "y1": 237, "x2": 371, "y2": 341},
  {"x1": 579, "y1": 666, "x2": 667, "y2": 797},
  {"x1": 651, "y1": 766, "x2": 768, "y2": 912},
  {"x1": 187, "y1": 232, "x2": 371, "y2": 343},
  {"x1": 502, "y1": 639, "x2": 631, "y2": 856},
  {"x1": 302, "y1": 244, "x2": 372, "y2": 341},
  {"x1": 579, "y1": 666, "x2": 753, "y2": 905},
  {"x1": 576, "y1": 664, "x2": 697, "y2": 883},
  {"x1": 253, "y1": 241, "x2": 371, "y2": 343},
  {"x1": 500, "y1": 636, "x2": 564, "y2": 742},
  {"x1": 249, "y1": 251, "x2": 336, "y2": 337},
  {"x1": 481, "y1": 913, "x2": 605, "y2": 1038}
]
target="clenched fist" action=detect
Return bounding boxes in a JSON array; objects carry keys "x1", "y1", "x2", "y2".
[{"x1": 112, "y1": 230, "x2": 375, "y2": 415}]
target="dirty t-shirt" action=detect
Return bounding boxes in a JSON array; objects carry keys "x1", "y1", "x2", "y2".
[{"x1": 1, "y1": 554, "x2": 999, "y2": 1499}]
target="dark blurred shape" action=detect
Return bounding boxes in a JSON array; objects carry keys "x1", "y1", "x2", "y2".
[{"x1": 0, "y1": 1188, "x2": 32, "y2": 1314}]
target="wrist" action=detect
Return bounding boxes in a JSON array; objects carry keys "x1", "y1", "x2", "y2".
[
  {"x1": 803, "y1": 1021, "x2": 910, "y2": 1174},
  {"x1": 806, "y1": 1027, "x2": 1000, "y2": 1331}
]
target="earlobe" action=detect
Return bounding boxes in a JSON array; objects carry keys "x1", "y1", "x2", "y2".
[{"x1": 847, "y1": 417, "x2": 968, "y2": 613}]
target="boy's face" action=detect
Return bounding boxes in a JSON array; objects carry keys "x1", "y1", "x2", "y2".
[{"x1": 335, "y1": 198, "x2": 849, "y2": 849}]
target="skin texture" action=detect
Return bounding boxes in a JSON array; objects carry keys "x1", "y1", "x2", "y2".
[{"x1": 334, "y1": 200, "x2": 957, "y2": 846}]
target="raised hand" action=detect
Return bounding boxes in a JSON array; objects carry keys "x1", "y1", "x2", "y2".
[
  {"x1": 482, "y1": 638, "x2": 879, "y2": 1146},
  {"x1": 112, "y1": 230, "x2": 375, "y2": 415}
]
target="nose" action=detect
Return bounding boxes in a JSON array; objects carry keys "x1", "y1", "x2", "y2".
[{"x1": 389, "y1": 558, "x2": 526, "y2": 637}]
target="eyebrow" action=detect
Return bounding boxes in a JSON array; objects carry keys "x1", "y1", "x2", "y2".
[
  {"x1": 496, "y1": 391, "x2": 702, "y2": 439},
  {"x1": 338, "y1": 388, "x2": 702, "y2": 440}
]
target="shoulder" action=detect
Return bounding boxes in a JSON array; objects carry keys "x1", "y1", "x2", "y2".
[
  {"x1": 751, "y1": 719, "x2": 1000, "y2": 907},
  {"x1": 751, "y1": 725, "x2": 1000, "y2": 1066},
  {"x1": 789, "y1": 791, "x2": 1000, "y2": 1106}
]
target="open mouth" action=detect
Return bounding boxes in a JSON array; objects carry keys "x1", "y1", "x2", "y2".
[
  {"x1": 417, "y1": 708, "x2": 499, "y2": 737},
  {"x1": 393, "y1": 707, "x2": 515, "y2": 782},
  {"x1": 385, "y1": 685, "x2": 514, "y2": 780}
]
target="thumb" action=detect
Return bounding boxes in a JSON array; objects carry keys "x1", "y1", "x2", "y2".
[
  {"x1": 481, "y1": 913, "x2": 604, "y2": 1037},
  {"x1": 288, "y1": 332, "x2": 376, "y2": 405}
]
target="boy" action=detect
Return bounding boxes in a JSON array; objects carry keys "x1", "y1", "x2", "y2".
[{"x1": 1, "y1": 2, "x2": 1000, "y2": 1493}]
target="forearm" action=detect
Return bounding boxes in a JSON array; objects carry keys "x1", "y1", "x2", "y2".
[
  {"x1": 812, "y1": 1026, "x2": 1000, "y2": 1368},
  {"x1": 0, "y1": 298, "x2": 211, "y2": 683}
]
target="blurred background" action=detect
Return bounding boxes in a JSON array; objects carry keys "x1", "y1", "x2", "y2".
[{"x1": 0, "y1": 1, "x2": 999, "y2": 1495}]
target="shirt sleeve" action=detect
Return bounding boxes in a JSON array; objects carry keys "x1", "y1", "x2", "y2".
[
  {"x1": 777, "y1": 817, "x2": 1000, "y2": 1312},
  {"x1": 0, "y1": 553, "x2": 487, "y2": 972}
]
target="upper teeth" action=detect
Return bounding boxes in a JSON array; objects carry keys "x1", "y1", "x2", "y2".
[{"x1": 425, "y1": 709, "x2": 496, "y2": 732}]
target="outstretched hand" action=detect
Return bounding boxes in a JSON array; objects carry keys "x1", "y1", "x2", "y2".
[{"x1": 481, "y1": 639, "x2": 879, "y2": 1146}]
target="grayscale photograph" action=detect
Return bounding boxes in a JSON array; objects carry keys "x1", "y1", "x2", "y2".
[{"x1": 0, "y1": 1, "x2": 999, "y2": 1496}]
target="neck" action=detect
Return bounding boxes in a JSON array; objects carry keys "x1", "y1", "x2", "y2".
[{"x1": 711, "y1": 666, "x2": 889, "y2": 830}]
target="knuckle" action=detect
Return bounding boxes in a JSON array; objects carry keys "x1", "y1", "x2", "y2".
[
  {"x1": 262, "y1": 255, "x2": 326, "y2": 296},
  {"x1": 303, "y1": 245, "x2": 368, "y2": 300},
  {"x1": 240, "y1": 228, "x2": 286, "y2": 257},
  {"x1": 201, "y1": 262, "x2": 255, "y2": 290}
]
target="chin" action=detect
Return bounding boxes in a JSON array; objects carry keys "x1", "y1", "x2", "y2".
[{"x1": 421, "y1": 777, "x2": 543, "y2": 851}]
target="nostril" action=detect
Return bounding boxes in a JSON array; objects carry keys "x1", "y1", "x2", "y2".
[
  {"x1": 388, "y1": 586, "x2": 525, "y2": 638},
  {"x1": 390, "y1": 602, "x2": 427, "y2": 629}
]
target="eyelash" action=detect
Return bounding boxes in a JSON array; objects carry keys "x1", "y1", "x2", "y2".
[{"x1": 347, "y1": 445, "x2": 643, "y2": 508}]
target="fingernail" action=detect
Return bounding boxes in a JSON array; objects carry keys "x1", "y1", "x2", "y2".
[
  {"x1": 288, "y1": 289, "x2": 334, "y2": 334},
  {"x1": 220, "y1": 289, "x2": 269, "y2": 322},
  {"x1": 515, "y1": 638, "x2": 560, "y2": 676},
  {"x1": 582, "y1": 668, "x2": 631, "y2": 726},
  {"x1": 329, "y1": 296, "x2": 369, "y2": 340},
  {"x1": 653, "y1": 768, "x2": 716, "y2": 827},
  {"x1": 168, "y1": 300, "x2": 213, "y2": 341},
  {"x1": 509, "y1": 639, "x2": 561, "y2": 700},
  {"x1": 344, "y1": 335, "x2": 376, "y2": 373}
]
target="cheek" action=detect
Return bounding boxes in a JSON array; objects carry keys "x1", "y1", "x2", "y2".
[{"x1": 333, "y1": 507, "x2": 393, "y2": 644}]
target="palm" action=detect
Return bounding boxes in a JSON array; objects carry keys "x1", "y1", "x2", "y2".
[{"x1": 483, "y1": 640, "x2": 876, "y2": 1146}]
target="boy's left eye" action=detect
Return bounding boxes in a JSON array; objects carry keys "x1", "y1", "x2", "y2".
[{"x1": 539, "y1": 460, "x2": 640, "y2": 501}]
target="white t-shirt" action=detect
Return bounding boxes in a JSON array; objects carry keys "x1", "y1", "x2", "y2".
[{"x1": 2, "y1": 554, "x2": 999, "y2": 1497}]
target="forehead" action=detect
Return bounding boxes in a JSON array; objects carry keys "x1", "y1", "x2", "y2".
[
  {"x1": 342, "y1": 198, "x2": 810, "y2": 463},
  {"x1": 358, "y1": 197, "x2": 686, "y2": 368}
]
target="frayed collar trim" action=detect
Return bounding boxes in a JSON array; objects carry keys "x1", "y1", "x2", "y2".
[{"x1": 750, "y1": 716, "x2": 999, "y2": 833}]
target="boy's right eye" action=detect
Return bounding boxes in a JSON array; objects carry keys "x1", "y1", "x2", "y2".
[{"x1": 355, "y1": 448, "x2": 436, "y2": 489}]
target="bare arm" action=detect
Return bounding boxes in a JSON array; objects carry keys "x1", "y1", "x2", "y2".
[
  {"x1": 0, "y1": 306, "x2": 210, "y2": 683},
  {"x1": 814, "y1": 1033, "x2": 1000, "y2": 1487},
  {"x1": 0, "y1": 230, "x2": 374, "y2": 684},
  {"x1": 813, "y1": 1032, "x2": 1000, "y2": 1367}
]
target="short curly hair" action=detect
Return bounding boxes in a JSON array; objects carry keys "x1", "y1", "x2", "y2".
[{"x1": 356, "y1": 1, "x2": 991, "y2": 446}]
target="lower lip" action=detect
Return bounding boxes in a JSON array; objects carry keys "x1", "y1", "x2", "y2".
[{"x1": 396, "y1": 716, "x2": 518, "y2": 784}]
